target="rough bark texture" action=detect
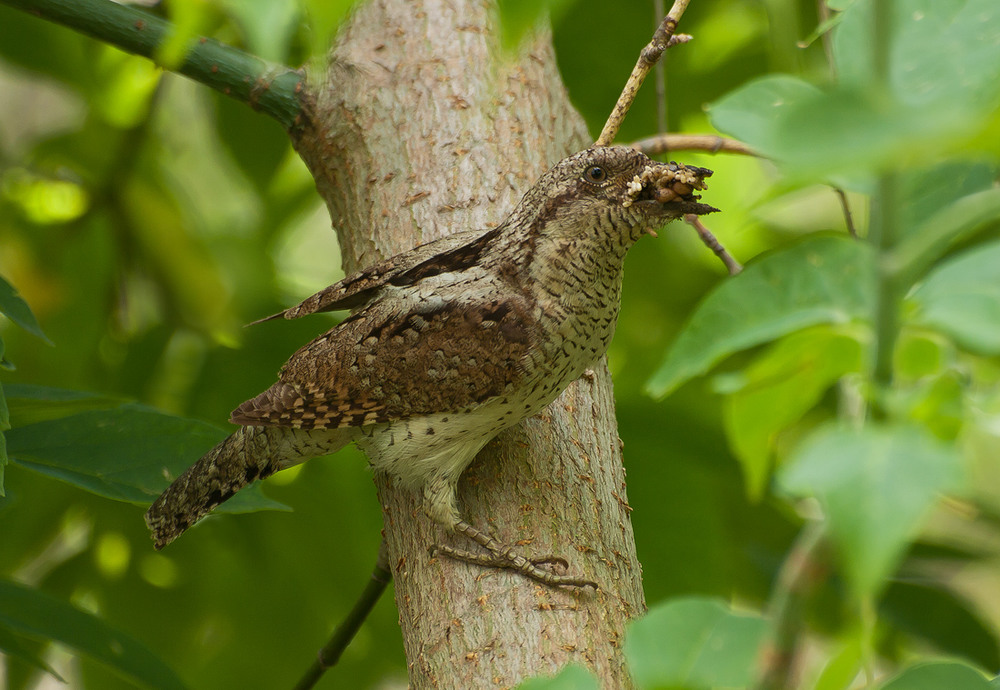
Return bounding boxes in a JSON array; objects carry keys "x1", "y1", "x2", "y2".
[{"x1": 291, "y1": 1, "x2": 644, "y2": 686}]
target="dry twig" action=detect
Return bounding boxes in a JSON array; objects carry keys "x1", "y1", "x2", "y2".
[
  {"x1": 684, "y1": 214, "x2": 742, "y2": 275},
  {"x1": 632, "y1": 133, "x2": 757, "y2": 157},
  {"x1": 595, "y1": 0, "x2": 694, "y2": 146},
  {"x1": 653, "y1": 0, "x2": 669, "y2": 134}
]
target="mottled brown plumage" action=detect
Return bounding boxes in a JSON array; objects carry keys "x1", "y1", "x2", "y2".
[{"x1": 145, "y1": 146, "x2": 716, "y2": 587}]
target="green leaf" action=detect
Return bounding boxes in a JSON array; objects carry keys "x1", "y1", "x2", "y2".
[
  {"x1": 647, "y1": 235, "x2": 874, "y2": 399},
  {"x1": 812, "y1": 636, "x2": 863, "y2": 690},
  {"x1": 0, "y1": 380, "x2": 7, "y2": 497},
  {"x1": 909, "y1": 241, "x2": 1000, "y2": 355},
  {"x1": 516, "y1": 664, "x2": 600, "y2": 690},
  {"x1": 878, "y1": 661, "x2": 991, "y2": 690},
  {"x1": 0, "y1": 579, "x2": 186, "y2": 690},
  {"x1": 5, "y1": 387, "x2": 288, "y2": 513},
  {"x1": 892, "y1": 187, "x2": 1000, "y2": 283},
  {"x1": 712, "y1": 1, "x2": 1000, "y2": 181},
  {"x1": 780, "y1": 425, "x2": 965, "y2": 599},
  {"x1": 896, "y1": 161, "x2": 997, "y2": 241},
  {"x1": 767, "y1": 86, "x2": 955, "y2": 180},
  {"x1": 0, "y1": 274, "x2": 50, "y2": 344},
  {"x1": 5, "y1": 384, "x2": 125, "y2": 428},
  {"x1": 0, "y1": 334, "x2": 13, "y2": 371},
  {"x1": 0, "y1": 625, "x2": 64, "y2": 683},
  {"x1": 625, "y1": 597, "x2": 766, "y2": 689},
  {"x1": 835, "y1": 0, "x2": 1000, "y2": 112},
  {"x1": 708, "y1": 74, "x2": 821, "y2": 156},
  {"x1": 721, "y1": 327, "x2": 864, "y2": 499},
  {"x1": 881, "y1": 581, "x2": 1000, "y2": 671}
]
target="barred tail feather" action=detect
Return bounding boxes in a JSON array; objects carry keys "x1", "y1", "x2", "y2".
[{"x1": 145, "y1": 425, "x2": 351, "y2": 549}]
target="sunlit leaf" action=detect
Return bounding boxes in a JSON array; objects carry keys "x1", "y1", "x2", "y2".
[
  {"x1": 647, "y1": 235, "x2": 873, "y2": 399},
  {"x1": 0, "y1": 274, "x2": 50, "y2": 344},
  {"x1": 780, "y1": 425, "x2": 965, "y2": 599},
  {"x1": 878, "y1": 661, "x2": 991, "y2": 690},
  {"x1": 0, "y1": 579, "x2": 186, "y2": 690},
  {"x1": 516, "y1": 664, "x2": 599, "y2": 690},
  {"x1": 625, "y1": 597, "x2": 766, "y2": 689},
  {"x1": 813, "y1": 636, "x2": 863, "y2": 690}
]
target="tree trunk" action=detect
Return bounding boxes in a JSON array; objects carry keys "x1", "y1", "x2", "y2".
[{"x1": 291, "y1": 1, "x2": 644, "y2": 686}]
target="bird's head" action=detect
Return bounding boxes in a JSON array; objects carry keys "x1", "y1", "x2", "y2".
[{"x1": 518, "y1": 146, "x2": 718, "y2": 247}]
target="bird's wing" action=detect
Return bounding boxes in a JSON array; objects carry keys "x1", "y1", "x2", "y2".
[
  {"x1": 231, "y1": 290, "x2": 537, "y2": 429},
  {"x1": 250, "y1": 227, "x2": 503, "y2": 324}
]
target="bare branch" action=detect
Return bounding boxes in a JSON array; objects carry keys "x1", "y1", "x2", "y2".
[
  {"x1": 632, "y1": 133, "x2": 757, "y2": 157},
  {"x1": 654, "y1": 0, "x2": 669, "y2": 135},
  {"x1": 684, "y1": 214, "x2": 742, "y2": 275},
  {"x1": 595, "y1": 0, "x2": 694, "y2": 146}
]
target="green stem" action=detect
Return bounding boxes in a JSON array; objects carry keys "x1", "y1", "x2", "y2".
[
  {"x1": 868, "y1": 0, "x2": 898, "y2": 417},
  {"x1": 753, "y1": 521, "x2": 828, "y2": 690},
  {"x1": 870, "y1": 174, "x2": 899, "y2": 412},
  {"x1": 0, "y1": 0, "x2": 306, "y2": 130}
]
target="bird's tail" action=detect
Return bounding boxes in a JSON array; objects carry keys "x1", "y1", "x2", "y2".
[{"x1": 145, "y1": 425, "x2": 350, "y2": 549}]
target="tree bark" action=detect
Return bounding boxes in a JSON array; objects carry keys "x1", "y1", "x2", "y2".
[{"x1": 291, "y1": 1, "x2": 644, "y2": 686}]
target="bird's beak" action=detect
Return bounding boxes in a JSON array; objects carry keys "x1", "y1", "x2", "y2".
[{"x1": 628, "y1": 161, "x2": 718, "y2": 217}]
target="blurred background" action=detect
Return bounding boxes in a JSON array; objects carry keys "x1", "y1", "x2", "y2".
[{"x1": 3, "y1": 1, "x2": 990, "y2": 688}]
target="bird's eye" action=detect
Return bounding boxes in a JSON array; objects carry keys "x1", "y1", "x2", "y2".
[{"x1": 584, "y1": 166, "x2": 607, "y2": 183}]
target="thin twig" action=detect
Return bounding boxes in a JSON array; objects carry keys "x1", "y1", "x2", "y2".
[
  {"x1": 815, "y1": 0, "x2": 837, "y2": 79},
  {"x1": 595, "y1": 0, "x2": 694, "y2": 146},
  {"x1": 0, "y1": 0, "x2": 305, "y2": 130},
  {"x1": 292, "y1": 541, "x2": 393, "y2": 690},
  {"x1": 816, "y1": 1, "x2": 858, "y2": 241},
  {"x1": 632, "y1": 133, "x2": 757, "y2": 157},
  {"x1": 653, "y1": 0, "x2": 668, "y2": 135},
  {"x1": 833, "y1": 187, "x2": 858, "y2": 239},
  {"x1": 684, "y1": 214, "x2": 742, "y2": 275}
]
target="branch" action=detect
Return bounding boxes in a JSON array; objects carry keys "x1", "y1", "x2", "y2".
[
  {"x1": 631, "y1": 133, "x2": 757, "y2": 157},
  {"x1": 1, "y1": 0, "x2": 306, "y2": 130},
  {"x1": 684, "y1": 214, "x2": 742, "y2": 275},
  {"x1": 595, "y1": 0, "x2": 693, "y2": 146},
  {"x1": 292, "y1": 541, "x2": 392, "y2": 690}
]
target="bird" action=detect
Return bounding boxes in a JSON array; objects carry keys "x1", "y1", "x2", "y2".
[{"x1": 144, "y1": 145, "x2": 716, "y2": 587}]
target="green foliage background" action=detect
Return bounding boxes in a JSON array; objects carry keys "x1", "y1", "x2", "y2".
[{"x1": 1, "y1": 0, "x2": 999, "y2": 688}]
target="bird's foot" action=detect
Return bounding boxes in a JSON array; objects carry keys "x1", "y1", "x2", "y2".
[{"x1": 431, "y1": 521, "x2": 598, "y2": 590}]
